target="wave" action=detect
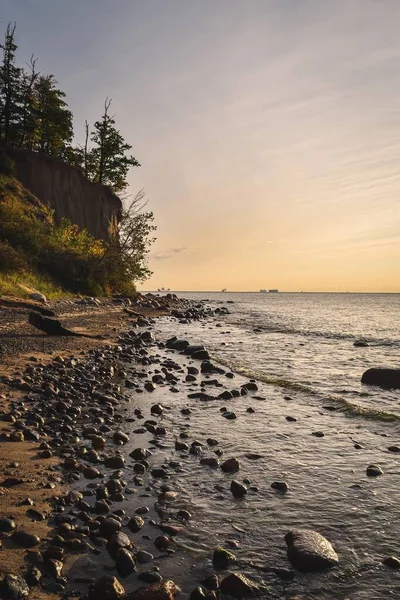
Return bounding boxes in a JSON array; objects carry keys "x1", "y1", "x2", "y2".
[
  {"x1": 214, "y1": 355, "x2": 400, "y2": 423},
  {"x1": 227, "y1": 317, "x2": 399, "y2": 347}
]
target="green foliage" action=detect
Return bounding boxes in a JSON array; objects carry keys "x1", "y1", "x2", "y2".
[
  {"x1": 0, "y1": 173, "x2": 147, "y2": 296},
  {"x1": 0, "y1": 240, "x2": 27, "y2": 272}
]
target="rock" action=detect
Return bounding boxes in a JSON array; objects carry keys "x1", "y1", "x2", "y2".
[
  {"x1": 89, "y1": 575, "x2": 126, "y2": 600},
  {"x1": 99, "y1": 517, "x2": 122, "y2": 538},
  {"x1": 154, "y1": 535, "x2": 171, "y2": 551},
  {"x1": 151, "y1": 404, "x2": 163, "y2": 415},
  {"x1": 175, "y1": 441, "x2": 189, "y2": 451},
  {"x1": 115, "y1": 548, "x2": 136, "y2": 578},
  {"x1": 105, "y1": 456, "x2": 125, "y2": 469},
  {"x1": 221, "y1": 457, "x2": 239, "y2": 472},
  {"x1": 190, "y1": 587, "x2": 206, "y2": 600},
  {"x1": 0, "y1": 517, "x2": 16, "y2": 532},
  {"x1": 382, "y1": 556, "x2": 400, "y2": 569},
  {"x1": 366, "y1": 465, "x2": 383, "y2": 477},
  {"x1": 271, "y1": 481, "x2": 289, "y2": 493},
  {"x1": 129, "y1": 580, "x2": 179, "y2": 600},
  {"x1": 83, "y1": 466, "x2": 101, "y2": 479},
  {"x1": 144, "y1": 382, "x2": 156, "y2": 392},
  {"x1": 230, "y1": 480, "x2": 247, "y2": 498},
  {"x1": 136, "y1": 550, "x2": 154, "y2": 564},
  {"x1": 285, "y1": 529, "x2": 339, "y2": 572},
  {"x1": 12, "y1": 530, "x2": 40, "y2": 548},
  {"x1": 361, "y1": 368, "x2": 400, "y2": 389},
  {"x1": 212, "y1": 546, "x2": 236, "y2": 569},
  {"x1": 1, "y1": 574, "x2": 29, "y2": 599},
  {"x1": 354, "y1": 340, "x2": 369, "y2": 347},
  {"x1": 220, "y1": 573, "x2": 258, "y2": 598},
  {"x1": 106, "y1": 532, "x2": 133, "y2": 559},
  {"x1": 388, "y1": 445, "x2": 400, "y2": 453},
  {"x1": 201, "y1": 575, "x2": 219, "y2": 590},
  {"x1": 312, "y1": 431, "x2": 324, "y2": 438},
  {"x1": 127, "y1": 516, "x2": 144, "y2": 533},
  {"x1": 200, "y1": 457, "x2": 219, "y2": 468},
  {"x1": 137, "y1": 572, "x2": 163, "y2": 584},
  {"x1": 113, "y1": 431, "x2": 129, "y2": 445},
  {"x1": 30, "y1": 292, "x2": 47, "y2": 303},
  {"x1": 130, "y1": 448, "x2": 151, "y2": 461},
  {"x1": 286, "y1": 416, "x2": 297, "y2": 422},
  {"x1": 222, "y1": 411, "x2": 237, "y2": 420}
]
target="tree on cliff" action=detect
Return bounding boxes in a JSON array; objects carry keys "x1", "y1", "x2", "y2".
[
  {"x1": 0, "y1": 23, "x2": 23, "y2": 145},
  {"x1": 89, "y1": 98, "x2": 140, "y2": 192},
  {"x1": 31, "y1": 74, "x2": 73, "y2": 156}
]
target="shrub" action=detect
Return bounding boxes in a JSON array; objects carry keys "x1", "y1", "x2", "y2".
[{"x1": 0, "y1": 240, "x2": 27, "y2": 273}]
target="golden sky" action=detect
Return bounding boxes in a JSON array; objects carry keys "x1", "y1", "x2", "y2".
[{"x1": 5, "y1": 0, "x2": 400, "y2": 291}]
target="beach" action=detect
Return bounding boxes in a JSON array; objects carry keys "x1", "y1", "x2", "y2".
[{"x1": 0, "y1": 293, "x2": 399, "y2": 599}]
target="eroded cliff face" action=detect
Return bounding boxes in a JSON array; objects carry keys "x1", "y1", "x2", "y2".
[{"x1": 5, "y1": 147, "x2": 122, "y2": 241}]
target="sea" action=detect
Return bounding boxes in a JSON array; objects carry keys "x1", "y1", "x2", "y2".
[
  {"x1": 158, "y1": 292, "x2": 400, "y2": 420},
  {"x1": 149, "y1": 292, "x2": 400, "y2": 599}
]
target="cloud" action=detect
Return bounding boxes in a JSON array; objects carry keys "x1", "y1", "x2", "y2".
[{"x1": 151, "y1": 247, "x2": 188, "y2": 261}]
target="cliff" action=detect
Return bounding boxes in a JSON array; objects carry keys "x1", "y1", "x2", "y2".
[{"x1": 4, "y1": 147, "x2": 122, "y2": 241}]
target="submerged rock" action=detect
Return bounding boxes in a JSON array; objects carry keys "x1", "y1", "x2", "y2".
[
  {"x1": 383, "y1": 556, "x2": 400, "y2": 569},
  {"x1": 285, "y1": 529, "x2": 339, "y2": 572}
]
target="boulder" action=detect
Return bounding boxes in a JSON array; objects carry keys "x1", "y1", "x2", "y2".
[
  {"x1": 212, "y1": 546, "x2": 236, "y2": 569},
  {"x1": 220, "y1": 573, "x2": 258, "y2": 598},
  {"x1": 285, "y1": 529, "x2": 338, "y2": 572},
  {"x1": 361, "y1": 368, "x2": 400, "y2": 389},
  {"x1": 1, "y1": 574, "x2": 29, "y2": 599}
]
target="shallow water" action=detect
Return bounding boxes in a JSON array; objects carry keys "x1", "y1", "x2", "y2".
[{"x1": 161, "y1": 292, "x2": 400, "y2": 419}]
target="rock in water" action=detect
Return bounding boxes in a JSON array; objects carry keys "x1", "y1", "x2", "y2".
[
  {"x1": 366, "y1": 464, "x2": 383, "y2": 477},
  {"x1": 285, "y1": 529, "x2": 338, "y2": 572},
  {"x1": 212, "y1": 546, "x2": 236, "y2": 569},
  {"x1": 89, "y1": 575, "x2": 126, "y2": 600},
  {"x1": 230, "y1": 480, "x2": 247, "y2": 498},
  {"x1": 220, "y1": 573, "x2": 258, "y2": 598},
  {"x1": 361, "y1": 368, "x2": 400, "y2": 389},
  {"x1": 129, "y1": 580, "x2": 179, "y2": 599}
]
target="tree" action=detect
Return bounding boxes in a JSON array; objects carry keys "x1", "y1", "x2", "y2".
[
  {"x1": 90, "y1": 98, "x2": 140, "y2": 192},
  {"x1": 32, "y1": 74, "x2": 73, "y2": 156},
  {"x1": 0, "y1": 23, "x2": 23, "y2": 145},
  {"x1": 92, "y1": 189, "x2": 156, "y2": 288},
  {"x1": 18, "y1": 55, "x2": 40, "y2": 149}
]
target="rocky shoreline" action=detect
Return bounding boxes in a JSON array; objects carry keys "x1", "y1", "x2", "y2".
[{"x1": 0, "y1": 294, "x2": 399, "y2": 600}]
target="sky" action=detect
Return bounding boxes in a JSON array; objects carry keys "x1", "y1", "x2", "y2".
[{"x1": 2, "y1": 0, "x2": 400, "y2": 292}]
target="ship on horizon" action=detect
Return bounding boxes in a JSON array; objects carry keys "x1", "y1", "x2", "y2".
[{"x1": 259, "y1": 289, "x2": 279, "y2": 293}]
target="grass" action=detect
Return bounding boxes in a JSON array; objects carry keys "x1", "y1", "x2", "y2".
[{"x1": 0, "y1": 271, "x2": 71, "y2": 300}]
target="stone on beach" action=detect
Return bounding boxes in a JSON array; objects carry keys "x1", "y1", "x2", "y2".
[
  {"x1": 220, "y1": 573, "x2": 258, "y2": 598},
  {"x1": 221, "y1": 457, "x2": 240, "y2": 472},
  {"x1": 231, "y1": 479, "x2": 247, "y2": 498},
  {"x1": 285, "y1": 529, "x2": 339, "y2": 572},
  {"x1": 89, "y1": 575, "x2": 126, "y2": 600},
  {"x1": 128, "y1": 580, "x2": 179, "y2": 600}
]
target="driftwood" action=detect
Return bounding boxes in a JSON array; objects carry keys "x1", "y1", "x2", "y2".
[{"x1": 28, "y1": 312, "x2": 101, "y2": 338}]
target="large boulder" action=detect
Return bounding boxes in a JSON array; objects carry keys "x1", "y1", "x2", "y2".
[
  {"x1": 361, "y1": 368, "x2": 400, "y2": 389},
  {"x1": 285, "y1": 529, "x2": 338, "y2": 572}
]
